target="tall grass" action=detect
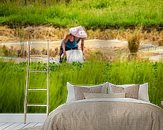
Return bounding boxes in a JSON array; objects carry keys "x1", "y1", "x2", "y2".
[
  {"x1": 0, "y1": 60, "x2": 162, "y2": 113},
  {"x1": 0, "y1": 0, "x2": 162, "y2": 28}
]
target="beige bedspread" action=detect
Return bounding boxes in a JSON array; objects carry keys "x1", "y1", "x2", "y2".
[{"x1": 42, "y1": 98, "x2": 163, "y2": 130}]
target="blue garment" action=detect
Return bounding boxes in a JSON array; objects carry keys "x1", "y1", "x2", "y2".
[
  {"x1": 65, "y1": 38, "x2": 80, "y2": 50},
  {"x1": 59, "y1": 38, "x2": 80, "y2": 63}
]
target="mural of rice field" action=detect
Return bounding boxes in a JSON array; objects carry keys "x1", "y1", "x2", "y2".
[{"x1": 0, "y1": 0, "x2": 163, "y2": 115}]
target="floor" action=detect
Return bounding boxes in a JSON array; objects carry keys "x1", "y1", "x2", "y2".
[
  {"x1": 0, "y1": 122, "x2": 43, "y2": 130},
  {"x1": 0, "y1": 114, "x2": 46, "y2": 130}
]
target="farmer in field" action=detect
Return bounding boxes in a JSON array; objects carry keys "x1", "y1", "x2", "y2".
[{"x1": 59, "y1": 26, "x2": 87, "y2": 63}]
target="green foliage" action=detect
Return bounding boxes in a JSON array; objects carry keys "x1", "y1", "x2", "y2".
[
  {"x1": 0, "y1": 60, "x2": 162, "y2": 113},
  {"x1": 0, "y1": 0, "x2": 162, "y2": 28}
]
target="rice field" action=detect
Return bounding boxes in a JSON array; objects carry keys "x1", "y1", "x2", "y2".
[
  {"x1": 0, "y1": 60, "x2": 162, "y2": 113},
  {"x1": 0, "y1": 0, "x2": 162, "y2": 28}
]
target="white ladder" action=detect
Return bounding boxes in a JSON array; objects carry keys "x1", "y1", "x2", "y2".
[{"x1": 24, "y1": 41, "x2": 50, "y2": 124}]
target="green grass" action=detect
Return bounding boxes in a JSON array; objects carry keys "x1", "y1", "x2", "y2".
[
  {"x1": 0, "y1": 0, "x2": 162, "y2": 28},
  {"x1": 0, "y1": 60, "x2": 162, "y2": 113}
]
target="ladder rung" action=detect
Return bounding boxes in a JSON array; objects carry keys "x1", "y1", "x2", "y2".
[
  {"x1": 29, "y1": 70, "x2": 48, "y2": 73},
  {"x1": 28, "y1": 88, "x2": 47, "y2": 91},
  {"x1": 27, "y1": 104, "x2": 47, "y2": 107}
]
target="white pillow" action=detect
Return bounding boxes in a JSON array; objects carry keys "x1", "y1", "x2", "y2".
[
  {"x1": 108, "y1": 82, "x2": 136, "y2": 91},
  {"x1": 84, "y1": 93, "x2": 126, "y2": 99},
  {"x1": 138, "y1": 83, "x2": 150, "y2": 102},
  {"x1": 66, "y1": 82, "x2": 76, "y2": 103},
  {"x1": 108, "y1": 82, "x2": 150, "y2": 102},
  {"x1": 109, "y1": 84, "x2": 139, "y2": 99},
  {"x1": 66, "y1": 82, "x2": 109, "y2": 103},
  {"x1": 161, "y1": 101, "x2": 163, "y2": 106}
]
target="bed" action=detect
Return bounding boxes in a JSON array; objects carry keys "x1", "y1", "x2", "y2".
[{"x1": 41, "y1": 82, "x2": 163, "y2": 130}]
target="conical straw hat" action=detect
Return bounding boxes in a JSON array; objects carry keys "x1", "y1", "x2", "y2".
[{"x1": 69, "y1": 26, "x2": 87, "y2": 38}]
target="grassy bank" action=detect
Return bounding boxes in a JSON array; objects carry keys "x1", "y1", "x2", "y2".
[
  {"x1": 0, "y1": 0, "x2": 162, "y2": 28},
  {"x1": 0, "y1": 60, "x2": 162, "y2": 113}
]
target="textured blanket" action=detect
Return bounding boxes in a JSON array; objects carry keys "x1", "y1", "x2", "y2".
[{"x1": 41, "y1": 98, "x2": 163, "y2": 130}]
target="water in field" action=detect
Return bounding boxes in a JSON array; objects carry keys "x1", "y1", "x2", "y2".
[{"x1": 0, "y1": 40, "x2": 163, "y2": 62}]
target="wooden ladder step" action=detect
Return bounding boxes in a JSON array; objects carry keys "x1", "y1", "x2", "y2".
[
  {"x1": 29, "y1": 70, "x2": 48, "y2": 73},
  {"x1": 28, "y1": 88, "x2": 47, "y2": 91},
  {"x1": 27, "y1": 104, "x2": 47, "y2": 107}
]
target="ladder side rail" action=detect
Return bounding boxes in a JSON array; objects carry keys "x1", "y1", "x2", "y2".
[
  {"x1": 46, "y1": 40, "x2": 50, "y2": 115},
  {"x1": 24, "y1": 41, "x2": 31, "y2": 124}
]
